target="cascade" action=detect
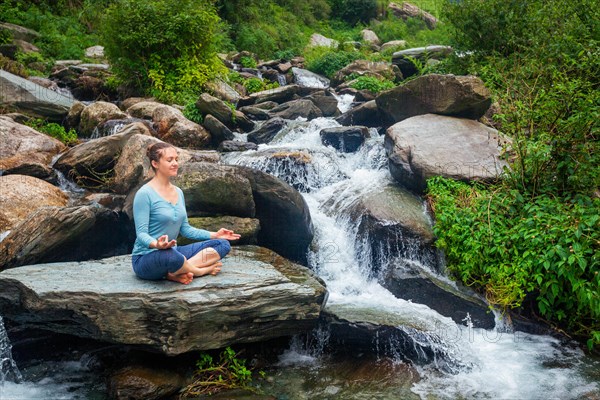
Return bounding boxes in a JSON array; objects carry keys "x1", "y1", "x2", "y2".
[{"x1": 0, "y1": 316, "x2": 22, "y2": 384}]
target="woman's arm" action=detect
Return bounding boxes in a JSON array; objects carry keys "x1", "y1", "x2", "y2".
[{"x1": 133, "y1": 190, "x2": 157, "y2": 248}]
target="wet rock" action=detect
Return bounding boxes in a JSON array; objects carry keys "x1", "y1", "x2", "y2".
[
  {"x1": 322, "y1": 303, "x2": 463, "y2": 372},
  {"x1": 55, "y1": 122, "x2": 152, "y2": 190},
  {"x1": 179, "y1": 216, "x2": 260, "y2": 246},
  {"x1": 332, "y1": 60, "x2": 402, "y2": 86},
  {"x1": 0, "y1": 175, "x2": 68, "y2": 232},
  {"x1": 95, "y1": 118, "x2": 155, "y2": 139},
  {"x1": 335, "y1": 100, "x2": 382, "y2": 128},
  {"x1": 203, "y1": 114, "x2": 235, "y2": 146},
  {"x1": 236, "y1": 167, "x2": 314, "y2": 264},
  {"x1": 0, "y1": 70, "x2": 74, "y2": 121},
  {"x1": 217, "y1": 140, "x2": 259, "y2": 153},
  {"x1": 0, "y1": 246, "x2": 327, "y2": 354},
  {"x1": 268, "y1": 99, "x2": 323, "y2": 121},
  {"x1": 65, "y1": 101, "x2": 85, "y2": 130},
  {"x1": 247, "y1": 118, "x2": 287, "y2": 144},
  {"x1": 305, "y1": 93, "x2": 339, "y2": 117},
  {"x1": 0, "y1": 116, "x2": 65, "y2": 178},
  {"x1": 384, "y1": 114, "x2": 508, "y2": 193},
  {"x1": 78, "y1": 101, "x2": 128, "y2": 138},
  {"x1": 376, "y1": 74, "x2": 492, "y2": 126},
  {"x1": 152, "y1": 104, "x2": 211, "y2": 148},
  {"x1": 391, "y1": 46, "x2": 453, "y2": 78},
  {"x1": 112, "y1": 134, "x2": 219, "y2": 195},
  {"x1": 292, "y1": 67, "x2": 330, "y2": 89},
  {"x1": 320, "y1": 126, "x2": 370, "y2": 153},
  {"x1": 241, "y1": 148, "x2": 315, "y2": 192},
  {"x1": 108, "y1": 366, "x2": 184, "y2": 400},
  {"x1": 276, "y1": 61, "x2": 292, "y2": 74}
]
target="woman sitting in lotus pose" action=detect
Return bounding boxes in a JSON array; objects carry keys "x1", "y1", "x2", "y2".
[{"x1": 132, "y1": 142, "x2": 240, "y2": 284}]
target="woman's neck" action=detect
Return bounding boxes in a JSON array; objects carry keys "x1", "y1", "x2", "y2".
[{"x1": 151, "y1": 174, "x2": 171, "y2": 188}]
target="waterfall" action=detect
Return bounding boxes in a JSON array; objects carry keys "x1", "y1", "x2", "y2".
[{"x1": 0, "y1": 317, "x2": 22, "y2": 384}]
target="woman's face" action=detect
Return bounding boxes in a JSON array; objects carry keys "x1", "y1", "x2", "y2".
[{"x1": 152, "y1": 147, "x2": 179, "y2": 177}]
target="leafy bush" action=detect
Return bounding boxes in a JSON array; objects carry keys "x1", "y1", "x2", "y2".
[
  {"x1": 274, "y1": 49, "x2": 297, "y2": 61},
  {"x1": 304, "y1": 47, "x2": 361, "y2": 78},
  {"x1": 427, "y1": 177, "x2": 600, "y2": 348},
  {"x1": 243, "y1": 77, "x2": 279, "y2": 94},
  {"x1": 26, "y1": 119, "x2": 78, "y2": 145},
  {"x1": 100, "y1": 0, "x2": 226, "y2": 102},
  {"x1": 329, "y1": 0, "x2": 377, "y2": 26},
  {"x1": 349, "y1": 75, "x2": 395, "y2": 93},
  {"x1": 183, "y1": 101, "x2": 203, "y2": 124},
  {"x1": 239, "y1": 56, "x2": 257, "y2": 69}
]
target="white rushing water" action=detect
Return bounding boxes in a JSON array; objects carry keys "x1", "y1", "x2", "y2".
[{"x1": 223, "y1": 110, "x2": 600, "y2": 399}]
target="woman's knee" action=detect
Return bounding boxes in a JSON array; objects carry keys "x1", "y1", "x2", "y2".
[{"x1": 213, "y1": 239, "x2": 231, "y2": 259}]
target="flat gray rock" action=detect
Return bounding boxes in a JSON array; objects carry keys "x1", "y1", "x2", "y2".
[{"x1": 0, "y1": 246, "x2": 327, "y2": 355}]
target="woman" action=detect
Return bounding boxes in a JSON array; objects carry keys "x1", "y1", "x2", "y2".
[{"x1": 132, "y1": 142, "x2": 240, "y2": 284}]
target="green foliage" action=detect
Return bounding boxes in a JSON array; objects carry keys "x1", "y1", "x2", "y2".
[
  {"x1": 0, "y1": 1, "x2": 99, "y2": 59},
  {"x1": 329, "y1": 0, "x2": 377, "y2": 26},
  {"x1": 181, "y1": 347, "x2": 262, "y2": 397},
  {"x1": 239, "y1": 56, "x2": 257, "y2": 69},
  {"x1": 349, "y1": 75, "x2": 395, "y2": 93},
  {"x1": 243, "y1": 77, "x2": 279, "y2": 94},
  {"x1": 427, "y1": 177, "x2": 600, "y2": 347},
  {"x1": 100, "y1": 0, "x2": 226, "y2": 103},
  {"x1": 0, "y1": 29, "x2": 13, "y2": 45},
  {"x1": 304, "y1": 46, "x2": 361, "y2": 78},
  {"x1": 274, "y1": 48, "x2": 297, "y2": 61},
  {"x1": 183, "y1": 102, "x2": 203, "y2": 124},
  {"x1": 25, "y1": 118, "x2": 78, "y2": 145}
]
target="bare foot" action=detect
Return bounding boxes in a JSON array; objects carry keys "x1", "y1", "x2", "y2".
[
  {"x1": 167, "y1": 272, "x2": 194, "y2": 284},
  {"x1": 194, "y1": 261, "x2": 223, "y2": 277}
]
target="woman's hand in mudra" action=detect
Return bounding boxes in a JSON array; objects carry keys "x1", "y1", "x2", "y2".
[
  {"x1": 214, "y1": 228, "x2": 241, "y2": 241},
  {"x1": 153, "y1": 235, "x2": 177, "y2": 249}
]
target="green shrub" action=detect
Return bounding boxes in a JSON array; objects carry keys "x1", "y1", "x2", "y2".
[
  {"x1": 304, "y1": 47, "x2": 361, "y2": 78},
  {"x1": 243, "y1": 77, "x2": 279, "y2": 94},
  {"x1": 0, "y1": 29, "x2": 12, "y2": 45},
  {"x1": 183, "y1": 101, "x2": 203, "y2": 124},
  {"x1": 349, "y1": 75, "x2": 395, "y2": 93},
  {"x1": 427, "y1": 177, "x2": 600, "y2": 348},
  {"x1": 239, "y1": 56, "x2": 257, "y2": 69},
  {"x1": 26, "y1": 119, "x2": 78, "y2": 145},
  {"x1": 0, "y1": 55, "x2": 28, "y2": 78},
  {"x1": 274, "y1": 49, "x2": 297, "y2": 61},
  {"x1": 329, "y1": 0, "x2": 377, "y2": 26},
  {"x1": 100, "y1": 0, "x2": 226, "y2": 102}
]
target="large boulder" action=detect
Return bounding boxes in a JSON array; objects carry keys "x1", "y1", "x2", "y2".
[
  {"x1": 319, "y1": 126, "x2": 370, "y2": 153},
  {"x1": 195, "y1": 93, "x2": 254, "y2": 132},
  {"x1": 152, "y1": 105, "x2": 211, "y2": 148},
  {"x1": 380, "y1": 40, "x2": 408, "y2": 53},
  {"x1": 217, "y1": 140, "x2": 258, "y2": 153},
  {"x1": 360, "y1": 29, "x2": 381, "y2": 46},
  {"x1": 376, "y1": 74, "x2": 492, "y2": 126},
  {"x1": 79, "y1": 101, "x2": 128, "y2": 138},
  {"x1": 391, "y1": 46, "x2": 453, "y2": 78},
  {"x1": 0, "y1": 247, "x2": 327, "y2": 355},
  {"x1": 0, "y1": 175, "x2": 68, "y2": 232},
  {"x1": 54, "y1": 122, "x2": 152, "y2": 190},
  {"x1": 291, "y1": 67, "x2": 330, "y2": 89},
  {"x1": 85, "y1": 45, "x2": 104, "y2": 59},
  {"x1": 247, "y1": 117, "x2": 287, "y2": 144},
  {"x1": 389, "y1": 2, "x2": 438, "y2": 29},
  {"x1": 0, "y1": 70, "x2": 74, "y2": 121},
  {"x1": 172, "y1": 162, "x2": 256, "y2": 218},
  {"x1": 126, "y1": 101, "x2": 164, "y2": 120},
  {"x1": 269, "y1": 99, "x2": 323, "y2": 120},
  {"x1": 332, "y1": 60, "x2": 402, "y2": 86},
  {"x1": 108, "y1": 366, "x2": 184, "y2": 400},
  {"x1": 0, "y1": 22, "x2": 40, "y2": 42},
  {"x1": 305, "y1": 93, "x2": 339, "y2": 117},
  {"x1": 178, "y1": 216, "x2": 260, "y2": 246},
  {"x1": 239, "y1": 105, "x2": 271, "y2": 120},
  {"x1": 237, "y1": 167, "x2": 314, "y2": 264},
  {"x1": 204, "y1": 79, "x2": 241, "y2": 104},
  {"x1": 335, "y1": 100, "x2": 382, "y2": 128},
  {"x1": 307, "y1": 33, "x2": 338, "y2": 49},
  {"x1": 384, "y1": 114, "x2": 508, "y2": 193},
  {"x1": 202, "y1": 114, "x2": 234, "y2": 146},
  {"x1": 111, "y1": 134, "x2": 220, "y2": 195},
  {"x1": 0, "y1": 116, "x2": 65, "y2": 178},
  {"x1": 0, "y1": 204, "x2": 132, "y2": 269}
]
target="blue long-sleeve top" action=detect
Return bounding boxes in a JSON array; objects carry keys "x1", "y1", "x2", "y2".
[{"x1": 132, "y1": 184, "x2": 211, "y2": 256}]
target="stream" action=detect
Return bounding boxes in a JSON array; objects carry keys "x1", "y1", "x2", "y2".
[{"x1": 1, "y1": 95, "x2": 599, "y2": 399}]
